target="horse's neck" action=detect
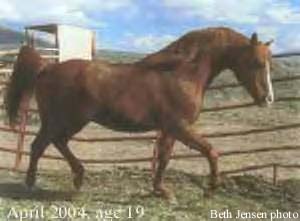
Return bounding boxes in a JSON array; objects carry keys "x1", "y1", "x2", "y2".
[
  {"x1": 216, "y1": 43, "x2": 248, "y2": 72},
  {"x1": 173, "y1": 46, "x2": 240, "y2": 97},
  {"x1": 172, "y1": 55, "x2": 213, "y2": 109},
  {"x1": 198, "y1": 44, "x2": 246, "y2": 85},
  {"x1": 140, "y1": 42, "x2": 244, "y2": 94}
]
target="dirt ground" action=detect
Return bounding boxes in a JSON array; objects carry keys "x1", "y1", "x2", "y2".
[{"x1": 0, "y1": 168, "x2": 299, "y2": 221}]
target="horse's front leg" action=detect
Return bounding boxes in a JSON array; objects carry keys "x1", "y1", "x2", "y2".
[
  {"x1": 153, "y1": 132, "x2": 175, "y2": 199},
  {"x1": 170, "y1": 124, "x2": 220, "y2": 195}
]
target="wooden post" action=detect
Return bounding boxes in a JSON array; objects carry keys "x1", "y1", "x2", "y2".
[
  {"x1": 272, "y1": 164, "x2": 278, "y2": 186},
  {"x1": 14, "y1": 97, "x2": 29, "y2": 170},
  {"x1": 55, "y1": 31, "x2": 59, "y2": 63},
  {"x1": 25, "y1": 30, "x2": 35, "y2": 47},
  {"x1": 151, "y1": 142, "x2": 157, "y2": 179},
  {"x1": 151, "y1": 132, "x2": 160, "y2": 178},
  {"x1": 24, "y1": 28, "x2": 29, "y2": 46},
  {"x1": 92, "y1": 32, "x2": 96, "y2": 59}
]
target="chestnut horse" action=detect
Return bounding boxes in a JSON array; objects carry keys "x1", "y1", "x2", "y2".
[{"x1": 5, "y1": 27, "x2": 273, "y2": 198}]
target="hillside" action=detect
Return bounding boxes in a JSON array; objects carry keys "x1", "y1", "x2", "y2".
[
  {"x1": 0, "y1": 26, "x2": 50, "y2": 49},
  {"x1": 0, "y1": 27, "x2": 24, "y2": 49},
  {"x1": 97, "y1": 49, "x2": 145, "y2": 63}
]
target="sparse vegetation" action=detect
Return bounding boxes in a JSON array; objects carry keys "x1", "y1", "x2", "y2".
[{"x1": 0, "y1": 168, "x2": 299, "y2": 221}]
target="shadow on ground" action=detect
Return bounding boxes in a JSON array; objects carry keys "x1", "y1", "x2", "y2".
[{"x1": 0, "y1": 182, "x2": 75, "y2": 201}]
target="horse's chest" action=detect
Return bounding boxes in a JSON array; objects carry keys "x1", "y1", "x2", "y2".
[{"x1": 178, "y1": 81, "x2": 203, "y2": 121}]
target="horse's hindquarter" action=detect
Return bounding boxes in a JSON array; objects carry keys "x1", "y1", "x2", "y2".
[
  {"x1": 35, "y1": 60, "x2": 94, "y2": 126},
  {"x1": 35, "y1": 61, "x2": 157, "y2": 132}
]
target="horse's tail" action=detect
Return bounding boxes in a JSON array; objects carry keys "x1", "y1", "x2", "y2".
[{"x1": 4, "y1": 45, "x2": 44, "y2": 126}]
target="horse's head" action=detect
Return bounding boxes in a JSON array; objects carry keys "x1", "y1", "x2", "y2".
[{"x1": 234, "y1": 33, "x2": 274, "y2": 106}]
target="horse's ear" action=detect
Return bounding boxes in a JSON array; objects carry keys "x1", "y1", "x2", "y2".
[
  {"x1": 265, "y1": 39, "x2": 274, "y2": 46},
  {"x1": 250, "y1": 32, "x2": 258, "y2": 45}
]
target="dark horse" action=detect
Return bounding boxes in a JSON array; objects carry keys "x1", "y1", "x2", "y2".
[{"x1": 5, "y1": 27, "x2": 273, "y2": 198}]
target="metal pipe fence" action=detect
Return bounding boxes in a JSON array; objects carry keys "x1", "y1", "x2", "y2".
[{"x1": 0, "y1": 51, "x2": 299, "y2": 184}]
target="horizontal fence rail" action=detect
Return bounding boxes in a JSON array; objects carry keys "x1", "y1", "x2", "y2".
[
  {"x1": 273, "y1": 52, "x2": 300, "y2": 58},
  {"x1": 0, "y1": 96, "x2": 299, "y2": 116},
  {"x1": 0, "y1": 122, "x2": 299, "y2": 142},
  {"x1": 35, "y1": 47, "x2": 59, "y2": 52},
  {"x1": 0, "y1": 68, "x2": 13, "y2": 74},
  {"x1": 202, "y1": 96, "x2": 300, "y2": 112},
  {"x1": 0, "y1": 144, "x2": 299, "y2": 164},
  {"x1": 209, "y1": 75, "x2": 300, "y2": 90},
  {"x1": 1, "y1": 74, "x2": 300, "y2": 92},
  {"x1": 0, "y1": 49, "x2": 19, "y2": 56}
]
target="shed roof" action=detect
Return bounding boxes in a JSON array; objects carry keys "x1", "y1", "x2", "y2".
[{"x1": 25, "y1": 23, "x2": 58, "y2": 34}]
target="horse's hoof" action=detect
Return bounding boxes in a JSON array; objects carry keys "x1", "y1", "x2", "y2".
[
  {"x1": 204, "y1": 182, "x2": 221, "y2": 199},
  {"x1": 168, "y1": 195, "x2": 178, "y2": 205},
  {"x1": 203, "y1": 177, "x2": 221, "y2": 198},
  {"x1": 204, "y1": 189, "x2": 214, "y2": 199},
  {"x1": 210, "y1": 175, "x2": 222, "y2": 190},
  {"x1": 154, "y1": 190, "x2": 177, "y2": 204},
  {"x1": 153, "y1": 186, "x2": 174, "y2": 201},
  {"x1": 25, "y1": 176, "x2": 36, "y2": 191},
  {"x1": 73, "y1": 169, "x2": 84, "y2": 190},
  {"x1": 24, "y1": 182, "x2": 37, "y2": 192},
  {"x1": 73, "y1": 176, "x2": 83, "y2": 190}
]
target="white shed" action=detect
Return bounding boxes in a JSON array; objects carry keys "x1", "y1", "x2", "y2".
[{"x1": 25, "y1": 24, "x2": 96, "y2": 62}]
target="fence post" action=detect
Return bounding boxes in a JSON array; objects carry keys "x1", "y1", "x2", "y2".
[
  {"x1": 272, "y1": 164, "x2": 278, "y2": 186},
  {"x1": 14, "y1": 97, "x2": 29, "y2": 170},
  {"x1": 151, "y1": 131, "x2": 160, "y2": 178}
]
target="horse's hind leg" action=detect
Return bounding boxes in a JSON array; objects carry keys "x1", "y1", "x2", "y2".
[
  {"x1": 26, "y1": 128, "x2": 50, "y2": 189},
  {"x1": 153, "y1": 132, "x2": 175, "y2": 199},
  {"x1": 170, "y1": 125, "x2": 220, "y2": 194},
  {"x1": 53, "y1": 139, "x2": 84, "y2": 190}
]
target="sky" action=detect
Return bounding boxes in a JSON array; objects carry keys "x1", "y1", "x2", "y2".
[{"x1": 0, "y1": 0, "x2": 299, "y2": 53}]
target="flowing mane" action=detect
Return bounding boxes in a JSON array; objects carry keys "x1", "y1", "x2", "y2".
[{"x1": 139, "y1": 27, "x2": 250, "y2": 69}]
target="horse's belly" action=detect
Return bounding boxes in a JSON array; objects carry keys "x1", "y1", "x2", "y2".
[{"x1": 92, "y1": 111, "x2": 156, "y2": 132}]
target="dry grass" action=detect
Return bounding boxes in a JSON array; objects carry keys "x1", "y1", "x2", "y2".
[{"x1": 0, "y1": 168, "x2": 299, "y2": 221}]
